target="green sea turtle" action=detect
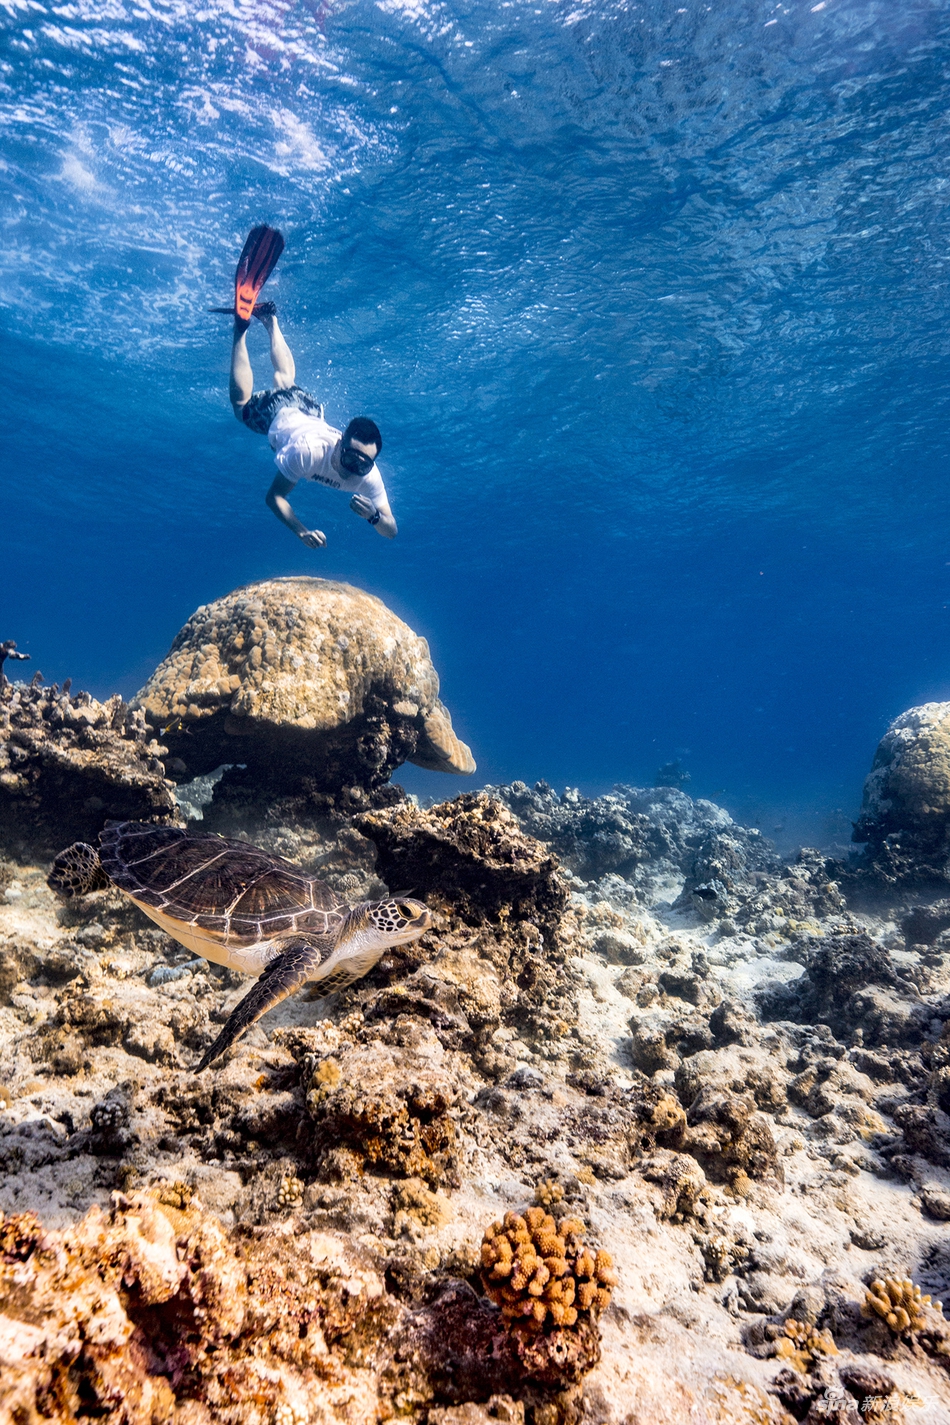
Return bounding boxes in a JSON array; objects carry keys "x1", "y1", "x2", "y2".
[{"x1": 48, "y1": 821, "x2": 431, "y2": 1070}]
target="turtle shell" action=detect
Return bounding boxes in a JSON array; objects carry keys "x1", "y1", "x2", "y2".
[{"x1": 99, "y1": 822, "x2": 344, "y2": 947}]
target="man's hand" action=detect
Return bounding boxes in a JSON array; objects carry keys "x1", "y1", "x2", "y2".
[
  {"x1": 350, "y1": 494, "x2": 376, "y2": 521},
  {"x1": 299, "y1": 528, "x2": 327, "y2": 549}
]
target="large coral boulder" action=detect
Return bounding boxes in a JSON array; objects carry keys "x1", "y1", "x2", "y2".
[
  {"x1": 855, "y1": 703, "x2": 950, "y2": 847},
  {"x1": 132, "y1": 578, "x2": 474, "y2": 807},
  {"x1": 849, "y1": 702, "x2": 950, "y2": 887},
  {"x1": 0, "y1": 680, "x2": 176, "y2": 859}
]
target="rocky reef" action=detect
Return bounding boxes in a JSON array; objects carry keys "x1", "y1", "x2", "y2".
[
  {"x1": 4, "y1": 766, "x2": 950, "y2": 1422},
  {"x1": 0, "y1": 1187, "x2": 619, "y2": 1425},
  {"x1": 0, "y1": 678, "x2": 176, "y2": 861},
  {"x1": 132, "y1": 577, "x2": 475, "y2": 820},
  {"x1": 0, "y1": 581, "x2": 475, "y2": 861}
]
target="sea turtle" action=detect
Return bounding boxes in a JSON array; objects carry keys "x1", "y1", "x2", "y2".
[{"x1": 47, "y1": 821, "x2": 431, "y2": 1070}]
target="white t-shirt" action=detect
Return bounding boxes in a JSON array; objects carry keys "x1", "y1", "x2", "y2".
[{"x1": 268, "y1": 407, "x2": 387, "y2": 506}]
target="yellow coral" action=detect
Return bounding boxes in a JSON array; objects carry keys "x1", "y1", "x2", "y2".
[
  {"x1": 276, "y1": 1175, "x2": 304, "y2": 1211},
  {"x1": 479, "y1": 1207, "x2": 616, "y2": 1335},
  {"x1": 773, "y1": 1318, "x2": 838, "y2": 1374},
  {"x1": 534, "y1": 1178, "x2": 564, "y2": 1208},
  {"x1": 651, "y1": 1095, "x2": 687, "y2": 1134},
  {"x1": 314, "y1": 1057, "x2": 342, "y2": 1089},
  {"x1": 863, "y1": 1277, "x2": 944, "y2": 1335}
]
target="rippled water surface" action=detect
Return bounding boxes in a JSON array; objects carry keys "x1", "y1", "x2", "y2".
[{"x1": 3, "y1": 0, "x2": 950, "y2": 838}]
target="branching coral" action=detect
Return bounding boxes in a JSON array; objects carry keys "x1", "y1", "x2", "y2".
[
  {"x1": 479, "y1": 1208, "x2": 616, "y2": 1333},
  {"x1": 863, "y1": 1277, "x2": 944, "y2": 1334},
  {"x1": 773, "y1": 1318, "x2": 838, "y2": 1374},
  {"x1": 533, "y1": 1178, "x2": 564, "y2": 1209}
]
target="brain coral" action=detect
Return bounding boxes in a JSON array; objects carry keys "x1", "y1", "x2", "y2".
[
  {"x1": 131, "y1": 577, "x2": 474, "y2": 797},
  {"x1": 854, "y1": 702, "x2": 950, "y2": 847}
]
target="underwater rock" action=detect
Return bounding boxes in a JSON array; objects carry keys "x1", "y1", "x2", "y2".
[
  {"x1": 757, "y1": 930, "x2": 933, "y2": 1056},
  {"x1": 855, "y1": 702, "x2": 950, "y2": 850},
  {"x1": 301, "y1": 1035, "x2": 462, "y2": 1188},
  {"x1": 6, "y1": 778, "x2": 950, "y2": 1420},
  {"x1": 889, "y1": 1104, "x2": 950, "y2": 1172},
  {"x1": 489, "y1": 781, "x2": 747, "y2": 896},
  {"x1": 0, "y1": 1187, "x2": 617, "y2": 1423},
  {"x1": 491, "y1": 781, "x2": 845, "y2": 937},
  {"x1": 0, "y1": 679, "x2": 177, "y2": 859},
  {"x1": 0, "y1": 1188, "x2": 402, "y2": 1423},
  {"x1": 639, "y1": 1150, "x2": 707, "y2": 1221},
  {"x1": 789, "y1": 932, "x2": 897, "y2": 1020},
  {"x1": 678, "y1": 843, "x2": 846, "y2": 931},
  {"x1": 356, "y1": 793, "x2": 581, "y2": 1055},
  {"x1": 901, "y1": 899, "x2": 950, "y2": 946},
  {"x1": 131, "y1": 577, "x2": 475, "y2": 812},
  {"x1": 847, "y1": 702, "x2": 950, "y2": 888},
  {"x1": 679, "y1": 1087, "x2": 782, "y2": 1190},
  {"x1": 356, "y1": 792, "x2": 568, "y2": 944}
]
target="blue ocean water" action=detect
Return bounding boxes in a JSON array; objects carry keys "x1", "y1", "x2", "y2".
[{"x1": 3, "y1": 0, "x2": 950, "y2": 846}]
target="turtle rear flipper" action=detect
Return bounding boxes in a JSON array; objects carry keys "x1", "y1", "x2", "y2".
[
  {"x1": 48, "y1": 843, "x2": 110, "y2": 898},
  {"x1": 194, "y1": 937, "x2": 329, "y2": 1072}
]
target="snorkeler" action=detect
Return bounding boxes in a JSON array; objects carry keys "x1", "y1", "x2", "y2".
[{"x1": 213, "y1": 226, "x2": 397, "y2": 549}]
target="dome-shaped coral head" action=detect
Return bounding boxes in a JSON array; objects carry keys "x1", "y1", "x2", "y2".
[{"x1": 479, "y1": 1208, "x2": 616, "y2": 1334}]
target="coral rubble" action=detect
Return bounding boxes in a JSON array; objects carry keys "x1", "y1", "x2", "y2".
[{"x1": 4, "y1": 772, "x2": 950, "y2": 1420}]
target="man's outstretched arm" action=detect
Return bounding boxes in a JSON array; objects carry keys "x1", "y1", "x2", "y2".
[{"x1": 266, "y1": 474, "x2": 326, "y2": 548}]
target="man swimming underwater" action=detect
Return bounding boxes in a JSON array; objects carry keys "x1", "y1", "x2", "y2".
[{"x1": 215, "y1": 226, "x2": 397, "y2": 549}]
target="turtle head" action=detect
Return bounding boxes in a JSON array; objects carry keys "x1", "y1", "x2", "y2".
[
  {"x1": 48, "y1": 842, "x2": 110, "y2": 899},
  {"x1": 341, "y1": 896, "x2": 431, "y2": 952}
]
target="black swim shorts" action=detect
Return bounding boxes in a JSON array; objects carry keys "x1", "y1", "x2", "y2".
[{"x1": 241, "y1": 385, "x2": 324, "y2": 436}]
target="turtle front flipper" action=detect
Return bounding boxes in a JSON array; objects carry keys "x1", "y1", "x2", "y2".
[
  {"x1": 48, "y1": 843, "x2": 110, "y2": 898},
  {"x1": 194, "y1": 939, "x2": 327, "y2": 1072},
  {"x1": 305, "y1": 943, "x2": 392, "y2": 999}
]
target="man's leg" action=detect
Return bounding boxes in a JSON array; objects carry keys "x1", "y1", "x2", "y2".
[
  {"x1": 230, "y1": 324, "x2": 254, "y2": 421},
  {"x1": 261, "y1": 313, "x2": 296, "y2": 391}
]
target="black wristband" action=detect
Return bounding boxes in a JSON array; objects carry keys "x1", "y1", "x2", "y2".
[{"x1": 368, "y1": 508, "x2": 381, "y2": 526}]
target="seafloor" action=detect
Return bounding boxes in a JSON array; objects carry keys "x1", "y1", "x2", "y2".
[{"x1": 3, "y1": 770, "x2": 950, "y2": 1422}]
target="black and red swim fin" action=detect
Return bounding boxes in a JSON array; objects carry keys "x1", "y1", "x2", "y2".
[{"x1": 232, "y1": 225, "x2": 284, "y2": 328}]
